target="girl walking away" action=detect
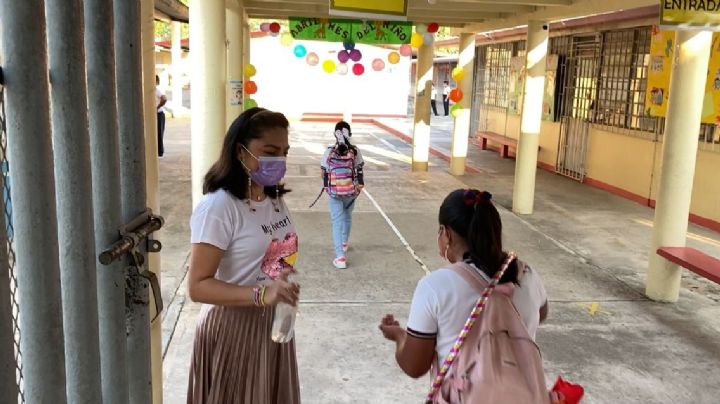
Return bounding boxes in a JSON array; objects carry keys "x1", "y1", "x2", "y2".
[
  {"x1": 187, "y1": 108, "x2": 301, "y2": 404},
  {"x1": 378, "y1": 189, "x2": 549, "y2": 403},
  {"x1": 321, "y1": 121, "x2": 365, "y2": 269}
]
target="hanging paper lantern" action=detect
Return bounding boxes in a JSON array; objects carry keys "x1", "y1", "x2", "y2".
[
  {"x1": 451, "y1": 66, "x2": 465, "y2": 82},
  {"x1": 322, "y1": 60, "x2": 336, "y2": 74},
  {"x1": 352, "y1": 63, "x2": 365, "y2": 76},
  {"x1": 294, "y1": 44, "x2": 307, "y2": 58},
  {"x1": 349, "y1": 49, "x2": 362, "y2": 62},
  {"x1": 306, "y1": 52, "x2": 319, "y2": 66},
  {"x1": 280, "y1": 32, "x2": 294, "y2": 47},
  {"x1": 244, "y1": 63, "x2": 257, "y2": 78},
  {"x1": 269, "y1": 22, "x2": 281, "y2": 34},
  {"x1": 423, "y1": 33, "x2": 435, "y2": 45},
  {"x1": 343, "y1": 41, "x2": 356, "y2": 51},
  {"x1": 337, "y1": 50, "x2": 350, "y2": 64},
  {"x1": 449, "y1": 88, "x2": 463, "y2": 103},
  {"x1": 336, "y1": 63, "x2": 349, "y2": 75},
  {"x1": 244, "y1": 98, "x2": 258, "y2": 110},
  {"x1": 399, "y1": 44, "x2": 413, "y2": 57},
  {"x1": 416, "y1": 23, "x2": 428, "y2": 34},
  {"x1": 388, "y1": 51, "x2": 401, "y2": 64},
  {"x1": 244, "y1": 81, "x2": 258, "y2": 95},
  {"x1": 411, "y1": 32, "x2": 424, "y2": 48},
  {"x1": 428, "y1": 23, "x2": 440, "y2": 33},
  {"x1": 260, "y1": 23, "x2": 271, "y2": 32},
  {"x1": 450, "y1": 104, "x2": 463, "y2": 118}
]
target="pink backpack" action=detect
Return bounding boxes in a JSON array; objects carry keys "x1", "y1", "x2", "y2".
[{"x1": 427, "y1": 254, "x2": 550, "y2": 404}]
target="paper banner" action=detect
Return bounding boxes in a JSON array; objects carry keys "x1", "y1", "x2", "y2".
[{"x1": 289, "y1": 17, "x2": 412, "y2": 44}]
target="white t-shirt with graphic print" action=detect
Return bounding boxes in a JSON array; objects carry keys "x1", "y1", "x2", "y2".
[
  {"x1": 406, "y1": 261, "x2": 547, "y2": 366},
  {"x1": 190, "y1": 189, "x2": 298, "y2": 286}
]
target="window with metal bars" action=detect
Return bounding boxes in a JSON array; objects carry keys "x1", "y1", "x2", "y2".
[{"x1": 474, "y1": 42, "x2": 523, "y2": 109}]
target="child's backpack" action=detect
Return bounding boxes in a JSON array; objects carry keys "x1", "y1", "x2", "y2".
[
  {"x1": 325, "y1": 146, "x2": 359, "y2": 199},
  {"x1": 427, "y1": 254, "x2": 551, "y2": 404}
]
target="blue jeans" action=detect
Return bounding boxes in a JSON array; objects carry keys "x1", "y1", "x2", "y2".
[{"x1": 328, "y1": 197, "x2": 355, "y2": 258}]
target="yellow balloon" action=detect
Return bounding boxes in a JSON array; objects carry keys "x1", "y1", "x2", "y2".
[
  {"x1": 388, "y1": 51, "x2": 401, "y2": 64},
  {"x1": 411, "y1": 32, "x2": 424, "y2": 48},
  {"x1": 322, "y1": 60, "x2": 336, "y2": 74},
  {"x1": 452, "y1": 66, "x2": 465, "y2": 82},
  {"x1": 280, "y1": 32, "x2": 294, "y2": 47},
  {"x1": 244, "y1": 63, "x2": 257, "y2": 78}
]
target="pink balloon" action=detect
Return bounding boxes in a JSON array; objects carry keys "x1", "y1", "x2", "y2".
[
  {"x1": 337, "y1": 51, "x2": 350, "y2": 64},
  {"x1": 399, "y1": 44, "x2": 412, "y2": 57},
  {"x1": 372, "y1": 58, "x2": 385, "y2": 71},
  {"x1": 260, "y1": 23, "x2": 270, "y2": 33},
  {"x1": 349, "y1": 49, "x2": 362, "y2": 62}
]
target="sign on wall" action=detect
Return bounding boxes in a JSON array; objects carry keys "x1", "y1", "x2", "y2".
[
  {"x1": 507, "y1": 55, "x2": 560, "y2": 121},
  {"x1": 289, "y1": 17, "x2": 411, "y2": 44},
  {"x1": 660, "y1": 0, "x2": 720, "y2": 30},
  {"x1": 330, "y1": 0, "x2": 408, "y2": 18}
]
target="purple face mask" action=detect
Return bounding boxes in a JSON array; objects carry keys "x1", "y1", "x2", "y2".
[{"x1": 242, "y1": 146, "x2": 287, "y2": 186}]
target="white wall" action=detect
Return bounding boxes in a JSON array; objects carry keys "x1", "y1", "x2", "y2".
[{"x1": 250, "y1": 36, "x2": 411, "y2": 117}]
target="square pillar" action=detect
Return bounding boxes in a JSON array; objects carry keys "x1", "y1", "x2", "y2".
[
  {"x1": 450, "y1": 33, "x2": 476, "y2": 176},
  {"x1": 412, "y1": 41, "x2": 434, "y2": 172}
]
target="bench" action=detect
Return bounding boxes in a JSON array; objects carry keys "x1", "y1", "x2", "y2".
[
  {"x1": 476, "y1": 131, "x2": 516, "y2": 158},
  {"x1": 656, "y1": 247, "x2": 720, "y2": 284}
]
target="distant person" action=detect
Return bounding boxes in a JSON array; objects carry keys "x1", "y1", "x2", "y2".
[
  {"x1": 156, "y1": 75, "x2": 167, "y2": 157},
  {"x1": 431, "y1": 84, "x2": 439, "y2": 116},
  {"x1": 379, "y1": 189, "x2": 549, "y2": 402},
  {"x1": 186, "y1": 108, "x2": 301, "y2": 403},
  {"x1": 442, "y1": 80, "x2": 450, "y2": 116},
  {"x1": 321, "y1": 121, "x2": 365, "y2": 269}
]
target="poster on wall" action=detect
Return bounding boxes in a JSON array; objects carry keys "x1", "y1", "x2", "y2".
[
  {"x1": 543, "y1": 55, "x2": 559, "y2": 121},
  {"x1": 507, "y1": 54, "x2": 559, "y2": 120},
  {"x1": 702, "y1": 33, "x2": 720, "y2": 125},
  {"x1": 645, "y1": 26, "x2": 675, "y2": 118},
  {"x1": 229, "y1": 80, "x2": 243, "y2": 106},
  {"x1": 289, "y1": 17, "x2": 411, "y2": 44}
]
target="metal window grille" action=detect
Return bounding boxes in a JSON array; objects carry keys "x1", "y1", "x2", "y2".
[{"x1": 0, "y1": 78, "x2": 24, "y2": 403}]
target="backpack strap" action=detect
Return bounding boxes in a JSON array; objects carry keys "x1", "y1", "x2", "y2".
[{"x1": 426, "y1": 252, "x2": 517, "y2": 404}]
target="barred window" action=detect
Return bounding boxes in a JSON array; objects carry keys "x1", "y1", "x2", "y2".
[{"x1": 476, "y1": 42, "x2": 516, "y2": 108}]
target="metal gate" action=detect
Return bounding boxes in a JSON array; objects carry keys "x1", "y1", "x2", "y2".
[{"x1": 556, "y1": 35, "x2": 600, "y2": 181}]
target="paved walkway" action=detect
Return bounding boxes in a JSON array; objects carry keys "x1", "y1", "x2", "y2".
[{"x1": 159, "y1": 117, "x2": 720, "y2": 404}]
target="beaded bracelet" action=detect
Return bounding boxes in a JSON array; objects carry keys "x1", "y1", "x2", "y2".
[
  {"x1": 252, "y1": 286, "x2": 267, "y2": 307},
  {"x1": 259, "y1": 286, "x2": 267, "y2": 306}
]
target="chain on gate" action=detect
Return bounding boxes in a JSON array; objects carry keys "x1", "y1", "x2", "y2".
[{"x1": 0, "y1": 72, "x2": 25, "y2": 403}]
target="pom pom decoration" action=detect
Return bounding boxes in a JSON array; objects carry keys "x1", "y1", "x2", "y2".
[
  {"x1": 322, "y1": 60, "x2": 336, "y2": 74},
  {"x1": 260, "y1": 23, "x2": 270, "y2": 32},
  {"x1": 428, "y1": 23, "x2": 440, "y2": 33},
  {"x1": 449, "y1": 88, "x2": 463, "y2": 103},
  {"x1": 372, "y1": 58, "x2": 385, "y2": 71},
  {"x1": 294, "y1": 44, "x2": 307, "y2": 58},
  {"x1": 269, "y1": 22, "x2": 281, "y2": 33},
  {"x1": 343, "y1": 41, "x2": 356, "y2": 51},
  {"x1": 451, "y1": 66, "x2": 465, "y2": 82},
  {"x1": 244, "y1": 81, "x2": 257, "y2": 95},
  {"x1": 399, "y1": 44, "x2": 413, "y2": 57},
  {"x1": 336, "y1": 63, "x2": 349, "y2": 75},
  {"x1": 411, "y1": 32, "x2": 424, "y2": 48},
  {"x1": 388, "y1": 51, "x2": 401, "y2": 64},
  {"x1": 337, "y1": 50, "x2": 350, "y2": 64},
  {"x1": 306, "y1": 52, "x2": 319, "y2": 66},
  {"x1": 244, "y1": 63, "x2": 257, "y2": 78},
  {"x1": 349, "y1": 49, "x2": 362, "y2": 62},
  {"x1": 352, "y1": 63, "x2": 365, "y2": 76}
]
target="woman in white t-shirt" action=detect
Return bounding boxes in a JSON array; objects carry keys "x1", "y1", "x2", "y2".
[
  {"x1": 186, "y1": 108, "x2": 301, "y2": 403},
  {"x1": 379, "y1": 189, "x2": 548, "y2": 380}
]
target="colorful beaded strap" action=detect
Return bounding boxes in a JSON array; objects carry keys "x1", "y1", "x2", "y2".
[{"x1": 425, "y1": 252, "x2": 517, "y2": 404}]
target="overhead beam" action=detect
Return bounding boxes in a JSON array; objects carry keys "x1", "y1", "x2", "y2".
[{"x1": 409, "y1": 3, "x2": 535, "y2": 13}]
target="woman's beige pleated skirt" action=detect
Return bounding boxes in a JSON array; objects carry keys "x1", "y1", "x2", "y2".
[{"x1": 187, "y1": 305, "x2": 301, "y2": 404}]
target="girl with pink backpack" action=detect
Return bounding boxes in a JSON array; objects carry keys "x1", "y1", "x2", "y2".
[{"x1": 379, "y1": 189, "x2": 557, "y2": 403}]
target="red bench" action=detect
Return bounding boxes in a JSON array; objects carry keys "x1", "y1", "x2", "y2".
[
  {"x1": 656, "y1": 247, "x2": 720, "y2": 284},
  {"x1": 476, "y1": 131, "x2": 539, "y2": 159}
]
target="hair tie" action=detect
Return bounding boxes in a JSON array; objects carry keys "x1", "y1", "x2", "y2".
[{"x1": 463, "y1": 189, "x2": 492, "y2": 207}]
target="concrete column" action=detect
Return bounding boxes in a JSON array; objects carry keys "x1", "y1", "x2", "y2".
[
  {"x1": 226, "y1": 4, "x2": 243, "y2": 127},
  {"x1": 512, "y1": 21, "x2": 548, "y2": 215},
  {"x1": 646, "y1": 30, "x2": 713, "y2": 302},
  {"x1": 171, "y1": 21, "x2": 184, "y2": 109},
  {"x1": 412, "y1": 41, "x2": 434, "y2": 172},
  {"x1": 450, "y1": 33, "x2": 476, "y2": 176},
  {"x1": 139, "y1": 1, "x2": 163, "y2": 403},
  {"x1": 190, "y1": 0, "x2": 227, "y2": 206},
  {"x1": 242, "y1": 15, "x2": 250, "y2": 108}
]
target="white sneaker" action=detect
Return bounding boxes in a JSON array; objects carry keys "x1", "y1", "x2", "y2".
[{"x1": 333, "y1": 257, "x2": 347, "y2": 269}]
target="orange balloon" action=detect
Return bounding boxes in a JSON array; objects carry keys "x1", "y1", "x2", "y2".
[
  {"x1": 449, "y1": 88, "x2": 463, "y2": 103},
  {"x1": 244, "y1": 80, "x2": 258, "y2": 95}
]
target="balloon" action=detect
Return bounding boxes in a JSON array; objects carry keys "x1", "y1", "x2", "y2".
[
  {"x1": 244, "y1": 98, "x2": 258, "y2": 110},
  {"x1": 449, "y1": 88, "x2": 463, "y2": 103},
  {"x1": 428, "y1": 23, "x2": 440, "y2": 33},
  {"x1": 372, "y1": 58, "x2": 385, "y2": 71},
  {"x1": 244, "y1": 80, "x2": 257, "y2": 95},
  {"x1": 280, "y1": 33, "x2": 293, "y2": 47},
  {"x1": 244, "y1": 63, "x2": 257, "y2": 78},
  {"x1": 416, "y1": 23, "x2": 428, "y2": 34},
  {"x1": 349, "y1": 49, "x2": 362, "y2": 62},
  {"x1": 269, "y1": 22, "x2": 281, "y2": 33},
  {"x1": 293, "y1": 44, "x2": 307, "y2": 58},
  {"x1": 352, "y1": 63, "x2": 365, "y2": 76},
  {"x1": 260, "y1": 23, "x2": 270, "y2": 32},
  {"x1": 270, "y1": 32, "x2": 279, "y2": 38},
  {"x1": 337, "y1": 50, "x2": 350, "y2": 64},
  {"x1": 343, "y1": 41, "x2": 356, "y2": 51},
  {"x1": 411, "y1": 32, "x2": 424, "y2": 48},
  {"x1": 388, "y1": 51, "x2": 401, "y2": 64},
  {"x1": 399, "y1": 44, "x2": 413, "y2": 57},
  {"x1": 306, "y1": 52, "x2": 319, "y2": 66},
  {"x1": 322, "y1": 60, "x2": 336, "y2": 74},
  {"x1": 451, "y1": 66, "x2": 465, "y2": 82},
  {"x1": 423, "y1": 33, "x2": 435, "y2": 44},
  {"x1": 450, "y1": 104, "x2": 462, "y2": 118},
  {"x1": 336, "y1": 63, "x2": 349, "y2": 75}
]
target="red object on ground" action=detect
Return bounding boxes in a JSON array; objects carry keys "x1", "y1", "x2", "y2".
[
  {"x1": 551, "y1": 377, "x2": 584, "y2": 404},
  {"x1": 352, "y1": 63, "x2": 365, "y2": 76},
  {"x1": 269, "y1": 22, "x2": 281, "y2": 33}
]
